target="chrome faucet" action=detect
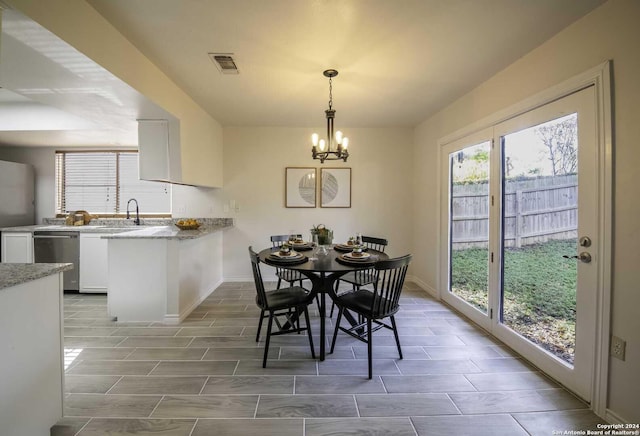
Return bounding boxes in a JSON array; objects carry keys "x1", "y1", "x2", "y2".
[{"x1": 126, "y1": 198, "x2": 140, "y2": 225}]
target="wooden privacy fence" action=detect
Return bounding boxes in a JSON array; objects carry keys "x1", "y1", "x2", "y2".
[{"x1": 451, "y1": 175, "x2": 577, "y2": 250}]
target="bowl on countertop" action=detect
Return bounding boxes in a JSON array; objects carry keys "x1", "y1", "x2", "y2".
[{"x1": 174, "y1": 221, "x2": 201, "y2": 230}]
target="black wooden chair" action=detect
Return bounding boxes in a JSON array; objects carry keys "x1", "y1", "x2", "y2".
[
  {"x1": 330, "y1": 254, "x2": 411, "y2": 379},
  {"x1": 271, "y1": 234, "x2": 306, "y2": 289},
  {"x1": 249, "y1": 247, "x2": 316, "y2": 367},
  {"x1": 331, "y1": 236, "x2": 389, "y2": 317},
  {"x1": 271, "y1": 234, "x2": 321, "y2": 311}
]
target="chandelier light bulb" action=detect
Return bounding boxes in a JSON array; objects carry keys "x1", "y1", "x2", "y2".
[
  {"x1": 335, "y1": 130, "x2": 343, "y2": 144},
  {"x1": 311, "y1": 133, "x2": 319, "y2": 146},
  {"x1": 342, "y1": 137, "x2": 349, "y2": 149},
  {"x1": 319, "y1": 139, "x2": 326, "y2": 151}
]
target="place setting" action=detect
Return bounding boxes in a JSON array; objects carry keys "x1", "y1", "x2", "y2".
[
  {"x1": 286, "y1": 236, "x2": 315, "y2": 251},
  {"x1": 335, "y1": 244, "x2": 378, "y2": 266},
  {"x1": 267, "y1": 244, "x2": 309, "y2": 265},
  {"x1": 333, "y1": 233, "x2": 367, "y2": 252}
]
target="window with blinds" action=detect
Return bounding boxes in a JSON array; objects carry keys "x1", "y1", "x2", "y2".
[{"x1": 55, "y1": 151, "x2": 171, "y2": 214}]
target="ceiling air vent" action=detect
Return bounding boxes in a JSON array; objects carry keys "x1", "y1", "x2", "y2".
[{"x1": 208, "y1": 53, "x2": 239, "y2": 75}]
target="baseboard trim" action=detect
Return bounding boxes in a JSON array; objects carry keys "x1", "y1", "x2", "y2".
[
  {"x1": 223, "y1": 275, "x2": 278, "y2": 283},
  {"x1": 407, "y1": 275, "x2": 438, "y2": 298},
  {"x1": 604, "y1": 408, "x2": 628, "y2": 425},
  {"x1": 162, "y1": 314, "x2": 181, "y2": 325},
  {"x1": 222, "y1": 275, "x2": 254, "y2": 282},
  {"x1": 163, "y1": 278, "x2": 224, "y2": 324}
]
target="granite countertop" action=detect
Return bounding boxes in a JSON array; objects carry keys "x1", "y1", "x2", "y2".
[
  {"x1": 0, "y1": 225, "x2": 136, "y2": 233},
  {"x1": 1, "y1": 218, "x2": 233, "y2": 236},
  {"x1": 0, "y1": 263, "x2": 74, "y2": 290},
  {"x1": 103, "y1": 224, "x2": 231, "y2": 240}
]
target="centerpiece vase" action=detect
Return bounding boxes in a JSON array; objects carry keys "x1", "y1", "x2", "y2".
[{"x1": 310, "y1": 225, "x2": 333, "y2": 255}]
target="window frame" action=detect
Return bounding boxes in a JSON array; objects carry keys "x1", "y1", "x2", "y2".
[{"x1": 55, "y1": 150, "x2": 172, "y2": 218}]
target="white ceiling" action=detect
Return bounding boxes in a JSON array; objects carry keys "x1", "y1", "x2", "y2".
[
  {"x1": 0, "y1": 0, "x2": 605, "y2": 146},
  {"x1": 0, "y1": 8, "x2": 174, "y2": 147}
]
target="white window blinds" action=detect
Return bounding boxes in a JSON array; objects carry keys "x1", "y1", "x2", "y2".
[{"x1": 55, "y1": 151, "x2": 170, "y2": 214}]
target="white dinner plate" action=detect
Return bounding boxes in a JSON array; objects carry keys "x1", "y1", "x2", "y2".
[
  {"x1": 271, "y1": 251, "x2": 302, "y2": 259},
  {"x1": 343, "y1": 252, "x2": 371, "y2": 260}
]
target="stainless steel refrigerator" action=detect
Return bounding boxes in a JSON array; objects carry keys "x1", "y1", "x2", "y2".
[{"x1": 0, "y1": 160, "x2": 36, "y2": 260}]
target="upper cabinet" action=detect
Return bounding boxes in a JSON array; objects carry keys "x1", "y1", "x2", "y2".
[
  {"x1": 137, "y1": 119, "x2": 222, "y2": 188},
  {"x1": 138, "y1": 119, "x2": 183, "y2": 184}
]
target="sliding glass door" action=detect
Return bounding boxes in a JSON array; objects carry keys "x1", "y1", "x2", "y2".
[{"x1": 441, "y1": 87, "x2": 598, "y2": 401}]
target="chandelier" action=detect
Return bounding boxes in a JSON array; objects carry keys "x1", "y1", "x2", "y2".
[{"x1": 311, "y1": 69, "x2": 349, "y2": 163}]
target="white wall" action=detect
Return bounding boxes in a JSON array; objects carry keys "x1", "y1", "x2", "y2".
[
  {"x1": 221, "y1": 127, "x2": 414, "y2": 281},
  {"x1": 170, "y1": 184, "x2": 224, "y2": 218},
  {"x1": 413, "y1": 0, "x2": 640, "y2": 423}
]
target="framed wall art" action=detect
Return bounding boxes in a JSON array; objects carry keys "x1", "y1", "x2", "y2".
[
  {"x1": 320, "y1": 167, "x2": 351, "y2": 208},
  {"x1": 285, "y1": 167, "x2": 317, "y2": 208}
]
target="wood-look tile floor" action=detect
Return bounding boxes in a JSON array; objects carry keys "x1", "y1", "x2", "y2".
[{"x1": 53, "y1": 281, "x2": 606, "y2": 436}]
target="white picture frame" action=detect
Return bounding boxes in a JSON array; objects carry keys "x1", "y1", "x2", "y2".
[
  {"x1": 320, "y1": 167, "x2": 351, "y2": 208},
  {"x1": 285, "y1": 167, "x2": 317, "y2": 208}
]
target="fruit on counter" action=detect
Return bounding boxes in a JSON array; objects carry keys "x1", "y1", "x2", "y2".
[{"x1": 176, "y1": 219, "x2": 199, "y2": 227}]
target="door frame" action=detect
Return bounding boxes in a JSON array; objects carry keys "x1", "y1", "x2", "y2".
[{"x1": 437, "y1": 61, "x2": 612, "y2": 417}]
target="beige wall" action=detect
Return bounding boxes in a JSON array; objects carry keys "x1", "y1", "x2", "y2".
[
  {"x1": 221, "y1": 127, "x2": 414, "y2": 281},
  {"x1": 8, "y1": 0, "x2": 223, "y2": 187},
  {"x1": 413, "y1": 0, "x2": 640, "y2": 423}
]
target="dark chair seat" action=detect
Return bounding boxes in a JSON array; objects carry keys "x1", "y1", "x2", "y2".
[
  {"x1": 337, "y1": 289, "x2": 398, "y2": 319},
  {"x1": 258, "y1": 287, "x2": 313, "y2": 311}
]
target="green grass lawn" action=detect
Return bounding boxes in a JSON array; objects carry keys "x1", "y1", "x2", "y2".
[{"x1": 451, "y1": 239, "x2": 577, "y2": 363}]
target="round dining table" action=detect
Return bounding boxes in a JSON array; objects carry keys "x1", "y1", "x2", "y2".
[{"x1": 259, "y1": 245, "x2": 388, "y2": 361}]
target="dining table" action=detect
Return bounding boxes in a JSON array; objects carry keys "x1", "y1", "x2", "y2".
[{"x1": 259, "y1": 244, "x2": 389, "y2": 361}]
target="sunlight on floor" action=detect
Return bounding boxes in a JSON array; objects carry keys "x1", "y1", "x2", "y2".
[{"x1": 64, "y1": 348, "x2": 83, "y2": 370}]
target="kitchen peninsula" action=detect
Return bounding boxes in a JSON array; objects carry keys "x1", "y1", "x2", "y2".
[
  {"x1": 105, "y1": 221, "x2": 231, "y2": 324},
  {"x1": 0, "y1": 263, "x2": 72, "y2": 436}
]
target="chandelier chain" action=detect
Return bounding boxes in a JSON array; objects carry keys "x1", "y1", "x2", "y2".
[{"x1": 328, "y1": 76, "x2": 333, "y2": 110}]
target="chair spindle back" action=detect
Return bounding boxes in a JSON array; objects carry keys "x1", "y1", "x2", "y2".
[
  {"x1": 249, "y1": 246, "x2": 269, "y2": 309},
  {"x1": 362, "y1": 236, "x2": 388, "y2": 253},
  {"x1": 371, "y1": 254, "x2": 412, "y2": 318}
]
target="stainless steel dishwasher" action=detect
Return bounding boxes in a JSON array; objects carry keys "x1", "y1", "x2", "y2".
[{"x1": 33, "y1": 230, "x2": 80, "y2": 291}]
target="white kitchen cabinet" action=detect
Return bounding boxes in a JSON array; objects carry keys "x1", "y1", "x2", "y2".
[
  {"x1": 80, "y1": 233, "x2": 109, "y2": 293},
  {"x1": 137, "y1": 118, "x2": 221, "y2": 188},
  {"x1": 138, "y1": 119, "x2": 183, "y2": 183},
  {"x1": 1, "y1": 232, "x2": 33, "y2": 263}
]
